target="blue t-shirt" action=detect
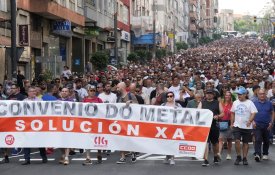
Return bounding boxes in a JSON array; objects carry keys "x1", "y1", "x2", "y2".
[
  {"x1": 42, "y1": 94, "x2": 58, "y2": 101},
  {"x1": 254, "y1": 100, "x2": 273, "y2": 126}
]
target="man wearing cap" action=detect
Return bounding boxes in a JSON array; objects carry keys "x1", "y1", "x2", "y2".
[
  {"x1": 198, "y1": 89, "x2": 224, "y2": 166},
  {"x1": 253, "y1": 89, "x2": 274, "y2": 161},
  {"x1": 231, "y1": 86, "x2": 258, "y2": 165}
]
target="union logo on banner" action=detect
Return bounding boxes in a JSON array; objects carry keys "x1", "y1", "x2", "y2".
[
  {"x1": 94, "y1": 136, "x2": 108, "y2": 148},
  {"x1": 5, "y1": 135, "x2": 15, "y2": 145}
]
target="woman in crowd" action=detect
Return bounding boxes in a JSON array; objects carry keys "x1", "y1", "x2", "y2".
[
  {"x1": 161, "y1": 92, "x2": 182, "y2": 165},
  {"x1": 218, "y1": 91, "x2": 233, "y2": 160}
]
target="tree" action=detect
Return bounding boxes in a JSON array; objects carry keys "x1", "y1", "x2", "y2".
[
  {"x1": 127, "y1": 52, "x2": 138, "y2": 62},
  {"x1": 156, "y1": 49, "x2": 167, "y2": 59},
  {"x1": 199, "y1": 37, "x2": 212, "y2": 45},
  {"x1": 263, "y1": 34, "x2": 273, "y2": 47},
  {"x1": 176, "y1": 41, "x2": 188, "y2": 50},
  {"x1": 213, "y1": 34, "x2": 222, "y2": 40},
  {"x1": 90, "y1": 51, "x2": 109, "y2": 70},
  {"x1": 234, "y1": 18, "x2": 260, "y2": 33}
]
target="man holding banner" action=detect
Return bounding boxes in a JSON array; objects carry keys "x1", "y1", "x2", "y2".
[
  {"x1": 116, "y1": 82, "x2": 138, "y2": 164},
  {"x1": 58, "y1": 87, "x2": 75, "y2": 165},
  {"x1": 21, "y1": 87, "x2": 48, "y2": 165},
  {"x1": 199, "y1": 89, "x2": 224, "y2": 166}
]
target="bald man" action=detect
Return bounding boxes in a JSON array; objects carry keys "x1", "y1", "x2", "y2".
[
  {"x1": 116, "y1": 82, "x2": 138, "y2": 164},
  {"x1": 116, "y1": 82, "x2": 138, "y2": 104}
]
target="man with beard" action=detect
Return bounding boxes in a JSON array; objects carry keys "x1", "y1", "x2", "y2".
[
  {"x1": 75, "y1": 79, "x2": 88, "y2": 102},
  {"x1": 198, "y1": 89, "x2": 224, "y2": 166},
  {"x1": 98, "y1": 83, "x2": 117, "y2": 103},
  {"x1": 116, "y1": 82, "x2": 138, "y2": 164},
  {"x1": 129, "y1": 83, "x2": 145, "y2": 104},
  {"x1": 8, "y1": 84, "x2": 26, "y2": 100}
]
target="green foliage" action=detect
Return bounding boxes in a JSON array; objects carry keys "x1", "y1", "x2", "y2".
[
  {"x1": 199, "y1": 37, "x2": 213, "y2": 45},
  {"x1": 234, "y1": 19, "x2": 260, "y2": 33},
  {"x1": 213, "y1": 34, "x2": 222, "y2": 40},
  {"x1": 41, "y1": 69, "x2": 53, "y2": 82},
  {"x1": 127, "y1": 50, "x2": 152, "y2": 63},
  {"x1": 156, "y1": 49, "x2": 167, "y2": 59},
  {"x1": 90, "y1": 51, "x2": 109, "y2": 70},
  {"x1": 176, "y1": 41, "x2": 188, "y2": 50},
  {"x1": 263, "y1": 34, "x2": 273, "y2": 47},
  {"x1": 127, "y1": 52, "x2": 138, "y2": 62}
]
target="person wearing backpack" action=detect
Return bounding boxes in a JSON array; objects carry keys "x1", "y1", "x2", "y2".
[{"x1": 116, "y1": 82, "x2": 138, "y2": 164}]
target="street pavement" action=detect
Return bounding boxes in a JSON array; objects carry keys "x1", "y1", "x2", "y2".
[{"x1": 1, "y1": 142, "x2": 275, "y2": 175}]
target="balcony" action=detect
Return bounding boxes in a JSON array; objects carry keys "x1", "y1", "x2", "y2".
[
  {"x1": 189, "y1": 0, "x2": 197, "y2": 7},
  {"x1": 0, "y1": 10, "x2": 10, "y2": 22},
  {"x1": 84, "y1": 3, "x2": 114, "y2": 29},
  {"x1": 17, "y1": 0, "x2": 85, "y2": 26},
  {"x1": 189, "y1": 11, "x2": 198, "y2": 19},
  {"x1": 190, "y1": 24, "x2": 197, "y2": 32}
]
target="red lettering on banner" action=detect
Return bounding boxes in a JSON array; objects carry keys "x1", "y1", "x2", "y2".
[
  {"x1": 179, "y1": 145, "x2": 196, "y2": 152},
  {"x1": 0, "y1": 117, "x2": 210, "y2": 142},
  {"x1": 94, "y1": 136, "x2": 108, "y2": 148}
]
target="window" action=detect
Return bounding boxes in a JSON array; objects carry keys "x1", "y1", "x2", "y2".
[
  {"x1": 87, "y1": 0, "x2": 96, "y2": 7},
  {"x1": 32, "y1": 15, "x2": 41, "y2": 32},
  {"x1": 77, "y1": 0, "x2": 83, "y2": 7},
  {"x1": 69, "y1": 0, "x2": 76, "y2": 11},
  {"x1": 123, "y1": 6, "x2": 129, "y2": 24},
  {"x1": 0, "y1": 0, "x2": 7, "y2": 12},
  {"x1": 59, "y1": 0, "x2": 66, "y2": 7},
  {"x1": 119, "y1": 4, "x2": 123, "y2": 16}
]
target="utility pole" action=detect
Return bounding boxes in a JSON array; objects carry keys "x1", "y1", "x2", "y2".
[
  {"x1": 10, "y1": 0, "x2": 17, "y2": 81},
  {"x1": 152, "y1": 0, "x2": 156, "y2": 59},
  {"x1": 114, "y1": 2, "x2": 118, "y2": 65},
  {"x1": 173, "y1": 22, "x2": 176, "y2": 53}
]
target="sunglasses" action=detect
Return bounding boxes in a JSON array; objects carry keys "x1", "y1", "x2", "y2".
[
  {"x1": 89, "y1": 89, "x2": 96, "y2": 92},
  {"x1": 136, "y1": 90, "x2": 140, "y2": 93},
  {"x1": 167, "y1": 95, "x2": 174, "y2": 98}
]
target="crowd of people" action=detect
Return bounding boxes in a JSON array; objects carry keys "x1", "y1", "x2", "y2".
[{"x1": 0, "y1": 38, "x2": 275, "y2": 167}]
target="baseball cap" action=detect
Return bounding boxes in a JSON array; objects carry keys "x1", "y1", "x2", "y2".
[
  {"x1": 87, "y1": 85, "x2": 96, "y2": 90},
  {"x1": 236, "y1": 86, "x2": 247, "y2": 95}
]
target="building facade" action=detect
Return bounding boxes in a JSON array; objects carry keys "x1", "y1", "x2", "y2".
[
  {"x1": 117, "y1": 0, "x2": 131, "y2": 63},
  {"x1": 219, "y1": 9, "x2": 234, "y2": 32},
  {"x1": 0, "y1": 0, "x2": 11, "y2": 83},
  {"x1": 15, "y1": 0, "x2": 86, "y2": 80},
  {"x1": 131, "y1": 0, "x2": 189, "y2": 53}
]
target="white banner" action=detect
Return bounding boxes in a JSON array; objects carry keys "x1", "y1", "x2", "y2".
[{"x1": 0, "y1": 101, "x2": 213, "y2": 158}]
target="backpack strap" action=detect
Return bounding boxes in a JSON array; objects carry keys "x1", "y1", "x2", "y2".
[{"x1": 128, "y1": 93, "x2": 132, "y2": 101}]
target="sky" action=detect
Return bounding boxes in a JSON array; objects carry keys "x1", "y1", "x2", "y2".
[{"x1": 219, "y1": 0, "x2": 272, "y2": 16}]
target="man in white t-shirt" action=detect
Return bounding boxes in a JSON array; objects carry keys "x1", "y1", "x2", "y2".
[
  {"x1": 142, "y1": 78, "x2": 155, "y2": 103},
  {"x1": 75, "y1": 79, "x2": 88, "y2": 102},
  {"x1": 61, "y1": 66, "x2": 72, "y2": 79},
  {"x1": 230, "y1": 86, "x2": 258, "y2": 166},
  {"x1": 98, "y1": 83, "x2": 117, "y2": 103},
  {"x1": 168, "y1": 76, "x2": 181, "y2": 100}
]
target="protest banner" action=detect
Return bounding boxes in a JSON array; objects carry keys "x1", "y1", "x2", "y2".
[{"x1": 0, "y1": 101, "x2": 213, "y2": 158}]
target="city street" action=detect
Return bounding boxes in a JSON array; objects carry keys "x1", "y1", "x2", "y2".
[
  {"x1": 1, "y1": 142, "x2": 275, "y2": 175},
  {"x1": 1, "y1": 0, "x2": 275, "y2": 175}
]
